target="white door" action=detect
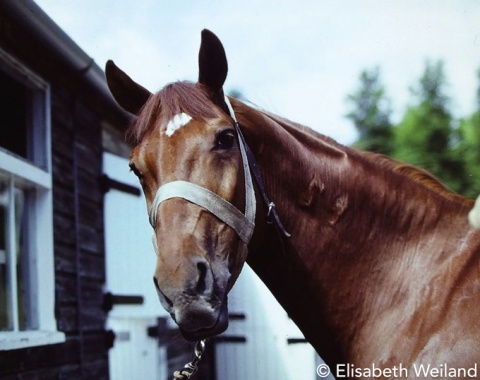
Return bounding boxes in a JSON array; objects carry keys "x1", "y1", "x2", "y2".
[
  {"x1": 215, "y1": 265, "x2": 334, "y2": 380},
  {"x1": 103, "y1": 152, "x2": 169, "y2": 380}
]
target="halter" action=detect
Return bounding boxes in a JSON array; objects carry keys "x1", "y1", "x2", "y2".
[
  {"x1": 151, "y1": 97, "x2": 291, "y2": 380},
  {"x1": 149, "y1": 96, "x2": 290, "y2": 252}
]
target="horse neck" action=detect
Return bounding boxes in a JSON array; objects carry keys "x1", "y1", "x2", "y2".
[{"x1": 235, "y1": 100, "x2": 475, "y2": 365}]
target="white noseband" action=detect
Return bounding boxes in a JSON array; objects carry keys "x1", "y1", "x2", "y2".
[{"x1": 149, "y1": 96, "x2": 256, "y2": 246}]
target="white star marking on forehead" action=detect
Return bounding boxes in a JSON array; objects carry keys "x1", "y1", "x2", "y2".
[{"x1": 165, "y1": 113, "x2": 193, "y2": 137}]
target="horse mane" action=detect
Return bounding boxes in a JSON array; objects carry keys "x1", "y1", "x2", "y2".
[
  {"x1": 257, "y1": 108, "x2": 472, "y2": 206},
  {"x1": 359, "y1": 151, "x2": 473, "y2": 205},
  {"x1": 127, "y1": 81, "x2": 218, "y2": 144},
  {"x1": 130, "y1": 87, "x2": 471, "y2": 206}
]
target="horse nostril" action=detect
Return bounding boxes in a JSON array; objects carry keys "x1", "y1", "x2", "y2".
[
  {"x1": 153, "y1": 277, "x2": 173, "y2": 308},
  {"x1": 153, "y1": 277, "x2": 160, "y2": 291},
  {"x1": 196, "y1": 261, "x2": 208, "y2": 294}
]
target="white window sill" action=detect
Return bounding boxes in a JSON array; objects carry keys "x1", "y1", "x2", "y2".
[{"x1": 0, "y1": 330, "x2": 66, "y2": 351}]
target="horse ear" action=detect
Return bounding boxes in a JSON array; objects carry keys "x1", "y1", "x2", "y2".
[
  {"x1": 198, "y1": 29, "x2": 228, "y2": 106},
  {"x1": 105, "y1": 60, "x2": 152, "y2": 115}
]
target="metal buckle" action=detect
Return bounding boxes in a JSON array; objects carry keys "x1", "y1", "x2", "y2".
[{"x1": 266, "y1": 202, "x2": 276, "y2": 224}]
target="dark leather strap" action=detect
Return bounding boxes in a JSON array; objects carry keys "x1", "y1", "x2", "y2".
[{"x1": 235, "y1": 122, "x2": 291, "y2": 238}]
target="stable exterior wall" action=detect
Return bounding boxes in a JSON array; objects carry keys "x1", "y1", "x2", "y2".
[
  {"x1": 215, "y1": 265, "x2": 321, "y2": 380},
  {"x1": 0, "y1": 0, "x2": 129, "y2": 378},
  {"x1": 103, "y1": 152, "x2": 169, "y2": 380},
  {"x1": 0, "y1": 57, "x2": 108, "y2": 379}
]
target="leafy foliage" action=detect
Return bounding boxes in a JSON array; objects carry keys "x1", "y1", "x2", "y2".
[
  {"x1": 347, "y1": 61, "x2": 480, "y2": 198},
  {"x1": 346, "y1": 67, "x2": 393, "y2": 155},
  {"x1": 454, "y1": 70, "x2": 480, "y2": 198}
]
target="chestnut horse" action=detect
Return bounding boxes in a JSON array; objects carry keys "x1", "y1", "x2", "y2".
[{"x1": 106, "y1": 30, "x2": 480, "y2": 378}]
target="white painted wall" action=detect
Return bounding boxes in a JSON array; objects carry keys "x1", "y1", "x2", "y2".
[
  {"x1": 103, "y1": 152, "x2": 165, "y2": 320},
  {"x1": 217, "y1": 265, "x2": 328, "y2": 380},
  {"x1": 103, "y1": 152, "x2": 168, "y2": 380}
]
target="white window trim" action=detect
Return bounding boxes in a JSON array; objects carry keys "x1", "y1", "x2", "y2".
[
  {"x1": 0, "y1": 49, "x2": 65, "y2": 350},
  {"x1": 0, "y1": 331, "x2": 65, "y2": 351}
]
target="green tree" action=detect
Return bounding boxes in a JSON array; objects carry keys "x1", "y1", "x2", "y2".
[
  {"x1": 346, "y1": 67, "x2": 394, "y2": 155},
  {"x1": 454, "y1": 68, "x2": 480, "y2": 198},
  {"x1": 393, "y1": 60, "x2": 464, "y2": 192}
]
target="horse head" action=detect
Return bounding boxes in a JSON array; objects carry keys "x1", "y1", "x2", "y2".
[{"x1": 106, "y1": 30, "x2": 252, "y2": 340}]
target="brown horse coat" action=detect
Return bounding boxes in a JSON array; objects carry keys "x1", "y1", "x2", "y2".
[{"x1": 106, "y1": 29, "x2": 480, "y2": 379}]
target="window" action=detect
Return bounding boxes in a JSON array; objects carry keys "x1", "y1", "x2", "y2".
[{"x1": 0, "y1": 48, "x2": 64, "y2": 350}]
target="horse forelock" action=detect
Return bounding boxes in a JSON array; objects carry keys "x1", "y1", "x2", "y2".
[{"x1": 127, "y1": 81, "x2": 219, "y2": 144}]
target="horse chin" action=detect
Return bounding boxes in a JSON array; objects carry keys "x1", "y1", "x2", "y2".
[{"x1": 179, "y1": 301, "x2": 229, "y2": 342}]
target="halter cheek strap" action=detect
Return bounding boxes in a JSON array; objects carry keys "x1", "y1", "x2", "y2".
[{"x1": 149, "y1": 96, "x2": 256, "y2": 246}]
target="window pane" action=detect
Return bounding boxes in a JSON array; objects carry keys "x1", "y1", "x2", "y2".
[
  {"x1": 0, "y1": 70, "x2": 28, "y2": 159},
  {"x1": 0, "y1": 179, "x2": 27, "y2": 331},
  {"x1": 0, "y1": 266, "x2": 6, "y2": 330},
  {"x1": 0, "y1": 181, "x2": 9, "y2": 330}
]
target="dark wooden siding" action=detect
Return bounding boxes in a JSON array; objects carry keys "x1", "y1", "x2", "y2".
[
  {"x1": 0, "y1": 82, "x2": 109, "y2": 379},
  {"x1": 0, "y1": 3, "x2": 131, "y2": 378},
  {"x1": 52, "y1": 92, "x2": 108, "y2": 377}
]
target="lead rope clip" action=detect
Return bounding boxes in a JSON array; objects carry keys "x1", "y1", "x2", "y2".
[{"x1": 172, "y1": 340, "x2": 207, "y2": 380}]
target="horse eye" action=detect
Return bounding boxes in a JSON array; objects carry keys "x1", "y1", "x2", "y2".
[{"x1": 215, "y1": 130, "x2": 236, "y2": 150}]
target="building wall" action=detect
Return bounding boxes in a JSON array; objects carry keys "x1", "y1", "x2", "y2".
[
  {"x1": 214, "y1": 265, "x2": 321, "y2": 380},
  {"x1": 52, "y1": 89, "x2": 108, "y2": 377},
  {"x1": 0, "y1": 80, "x2": 109, "y2": 379},
  {"x1": 0, "y1": 2, "x2": 124, "y2": 376}
]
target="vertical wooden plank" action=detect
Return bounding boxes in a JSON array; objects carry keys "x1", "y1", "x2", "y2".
[{"x1": 107, "y1": 317, "x2": 162, "y2": 380}]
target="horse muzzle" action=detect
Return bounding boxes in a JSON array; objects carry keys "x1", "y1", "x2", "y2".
[
  {"x1": 153, "y1": 256, "x2": 230, "y2": 341},
  {"x1": 175, "y1": 298, "x2": 229, "y2": 341}
]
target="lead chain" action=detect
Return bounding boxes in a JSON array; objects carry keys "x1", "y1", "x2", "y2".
[{"x1": 172, "y1": 340, "x2": 207, "y2": 380}]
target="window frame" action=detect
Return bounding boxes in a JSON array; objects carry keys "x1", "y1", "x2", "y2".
[{"x1": 0, "y1": 48, "x2": 65, "y2": 350}]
